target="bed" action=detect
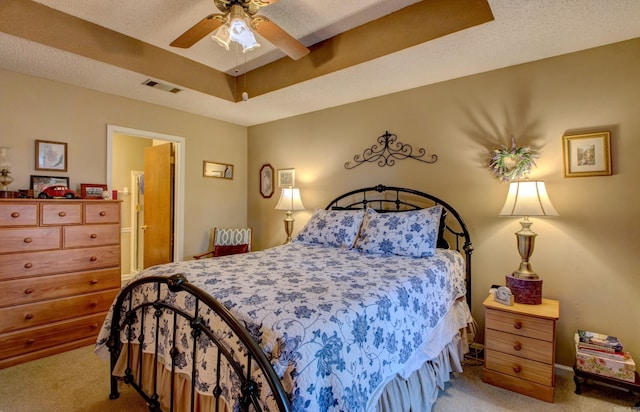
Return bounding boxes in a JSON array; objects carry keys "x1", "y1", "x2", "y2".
[{"x1": 95, "y1": 184, "x2": 474, "y2": 412}]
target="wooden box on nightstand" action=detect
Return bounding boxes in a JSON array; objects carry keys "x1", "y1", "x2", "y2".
[{"x1": 482, "y1": 294, "x2": 560, "y2": 402}]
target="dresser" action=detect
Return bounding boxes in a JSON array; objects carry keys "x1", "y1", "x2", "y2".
[
  {"x1": 482, "y1": 295, "x2": 560, "y2": 402},
  {"x1": 0, "y1": 199, "x2": 121, "y2": 369}
]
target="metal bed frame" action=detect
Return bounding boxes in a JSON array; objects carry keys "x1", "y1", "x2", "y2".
[{"x1": 107, "y1": 185, "x2": 473, "y2": 412}]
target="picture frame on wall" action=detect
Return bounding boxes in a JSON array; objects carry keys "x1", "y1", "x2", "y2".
[
  {"x1": 80, "y1": 183, "x2": 108, "y2": 199},
  {"x1": 259, "y1": 164, "x2": 274, "y2": 198},
  {"x1": 30, "y1": 175, "x2": 70, "y2": 197},
  {"x1": 277, "y1": 168, "x2": 295, "y2": 188},
  {"x1": 35, "y1": 140, "x2": 68, "y2": 172},
  {"x1": 562, "y1": 131, "x2": 612, "y2": 177}
]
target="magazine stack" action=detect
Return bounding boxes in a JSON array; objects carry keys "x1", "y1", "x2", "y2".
[{"x1": 574, "y1": 330, "x2": 636, "y2": 382}]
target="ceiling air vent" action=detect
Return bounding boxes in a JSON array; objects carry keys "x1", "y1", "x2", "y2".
[{"x1": 142, "y1": 79, "x2": 182, "y2": 94}]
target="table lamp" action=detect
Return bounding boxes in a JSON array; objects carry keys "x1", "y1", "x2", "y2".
[
  {"x1": 275, "y1": 187, "x2": 305, "y2": 243},
  {"x1": 499, "y1": 180, "x2": 558, "y2": 304}
]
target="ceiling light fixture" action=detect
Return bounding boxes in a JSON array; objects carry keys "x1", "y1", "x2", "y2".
[{"x1": 211, "y1": 4, "x2": 260, "y2": 53}]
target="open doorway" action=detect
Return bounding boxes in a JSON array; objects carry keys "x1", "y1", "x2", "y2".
[{"x1": 106, "y1": 125, "x2": 185, "y2": 283}]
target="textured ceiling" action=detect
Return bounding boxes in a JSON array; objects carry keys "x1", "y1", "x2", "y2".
[{"x1": 1, "y1": 0, "x2": 639, "y2": 126}]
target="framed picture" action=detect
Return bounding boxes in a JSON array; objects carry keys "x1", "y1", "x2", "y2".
[
  {"x1": 203, "y1": 161, "x2": 233, "y2": 179},
  {"x1": 259, "y1": 164, "x2": 274, "y2": 198},
  {"x1": 562, "y1": 131, "x2": 612, "y2": 177},
  {"x1": 277, "y1": 168, "x2": 295, "y2": 188},
  {"x1": 80, "y1": 183, "x2": 108, "y2": 199},
  {"x1": 30, "y1": 175, "x2": 70, "y2": 197},
  {"x1": 35, "y1": 140, "x2": 68, "y2": 172}
]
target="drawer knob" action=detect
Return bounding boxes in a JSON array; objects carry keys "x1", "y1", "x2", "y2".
[
  {"x1": 513, "y1": 365, "x2": 521, "y2": 374},
  {"x1": 25, "y1": 313, "x2": 33, "y2": 320},
  {"x1": 513, "y1": 321, "x2": 522, "y2": 329},
  {"x1": 90, "y1": 279, "x2": 98, "y2": 285},
  {"x1": 24, "y1": 262, "x2": 33, "y2": 269},
  {"x1": 58, "y1": 211, "x2": 67, "y2": 217},
  {"x1": 90, "y1": 256, "x2": 98, "y2": 262},
  {"x1": 26, "y1": 339, "x2": 35, "y2": 345},
  {"x1": 11, "y1": 212, "x2": 20, "y2": 218},
  {"x1": 90, "y1": 233, "x2": 98, "y2": 239},
  {"x1": 90, "y1": 323, "x2": 99, "y2": 329},
  {"x1": 513, "y1": 342, "x2": 522, "y2": 351},
  {"x1": 89, "y1": 301, "x2": 98, "y2": 308},
  {"x1": 23, "y1": 237, "x2": 33, "y2": 244},
  {"x1": 99, "y1": 211, "x2": 107, "y2": 216},
  {"x1": 24, "y1": 288, "x2": 34, "y2": 294}
]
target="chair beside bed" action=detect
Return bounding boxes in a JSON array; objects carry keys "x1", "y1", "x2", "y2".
[{"x1": 98, "y1": 184, "x2": 474, "y2": 412}]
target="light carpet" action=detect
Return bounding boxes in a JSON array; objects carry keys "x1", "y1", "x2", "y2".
[{"x1": 0, "y1": 346, "x2": 637, "y2": 411}]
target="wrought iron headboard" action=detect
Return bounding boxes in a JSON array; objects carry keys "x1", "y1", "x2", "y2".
[{"x1": 325, "y1": 184, "x2": 473, "y2": 306}]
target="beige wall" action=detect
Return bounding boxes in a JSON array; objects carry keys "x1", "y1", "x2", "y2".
[
  {"x1": 248, "y1": 38, "x2": 640, "y2": 366},
  {"x1": 0, "y1": 69, "x2": 248, "y2": 259}
]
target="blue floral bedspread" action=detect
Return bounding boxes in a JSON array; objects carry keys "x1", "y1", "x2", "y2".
[{"x1": 96, "y1": 243, "x2": 467, "y2": 411}]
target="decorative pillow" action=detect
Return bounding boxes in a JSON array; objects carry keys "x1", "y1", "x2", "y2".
[
  {"x1": 294, "y1": 209, "x2": 365, "y2": 248},
  {"x1": 213, "y1": 244, "x2": 249, "y2": 257},
  {"x1": 354, "y1": 206, "x2": 443, "y2": 258}
]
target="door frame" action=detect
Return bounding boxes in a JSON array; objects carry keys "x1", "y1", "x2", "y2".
[{"x1": 106, "y1": 124, "x2": 185, "y2": 262}]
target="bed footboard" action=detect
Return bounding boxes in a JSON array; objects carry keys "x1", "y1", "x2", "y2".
[{"x1": 106, "y1": 274, "x2": 292, "y2": 412}]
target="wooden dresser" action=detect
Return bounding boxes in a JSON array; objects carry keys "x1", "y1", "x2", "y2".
[
  {"x1": 482, "y1": 295, "x2": 560, "y2": 402},
  {"x1": 0, "y1": 199, "x2": 121, "y2": 369}
]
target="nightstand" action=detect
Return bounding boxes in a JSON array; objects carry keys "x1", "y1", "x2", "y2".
[{"x1": 482, "y1": 295, "x2": 560, "y2": 402}]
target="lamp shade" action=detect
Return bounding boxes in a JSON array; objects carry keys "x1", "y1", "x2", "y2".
[
  {"x1": 499, "y1": 180, "x2": 558, "y2": 217},
  {"x1": 211, "y1": 4, "x2": 259, "y2": 53},
  {"x1": 275, "y1": 188, "x2": 305, "y2": 211}
]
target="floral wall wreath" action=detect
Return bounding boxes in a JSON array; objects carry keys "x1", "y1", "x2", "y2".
[{"x1": 489, "y1": 138, "x2": 536, "y2": 182}]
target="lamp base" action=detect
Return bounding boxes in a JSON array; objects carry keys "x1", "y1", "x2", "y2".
[{"x1": 506, "y1": 274, "x2": 542, "y2": 305}]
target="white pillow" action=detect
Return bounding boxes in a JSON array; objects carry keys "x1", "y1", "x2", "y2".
[
  {"x1": 294, "y1": 209, "x2": 365, "y2": 249},
  {"x1": 354, "y1": 206, "x2": 442, "y2": 257}
]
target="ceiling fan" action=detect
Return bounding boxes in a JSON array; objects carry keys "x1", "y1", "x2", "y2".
[{"x1": 170, "y1": 0, "x2": 310, "y2": 60}]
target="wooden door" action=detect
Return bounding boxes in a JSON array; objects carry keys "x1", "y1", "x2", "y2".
[{"x1": 142, "y1": 143, "x2": 174, "y2": 268}]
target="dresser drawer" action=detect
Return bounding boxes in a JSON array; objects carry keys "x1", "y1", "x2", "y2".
[
  {"x1": 0, "y1": 245, "x2": 120, "y2": 280},
  {"x1": 41, "y1": 202, "x2": 82, "y2": 225},
  {"x1": 0, "y1": 268, "x2": 120, "y2": 308},
  {"x1": 0, "y1": 312, "x2": 107, "y2": 360},
  {"x1": 84, "y1": 202, "x2": 120, "y2": 224},
  {"x1": 485, "y1": 349, "x2": 554, "y2": 386},
  {"x1": 485, "y1": 308, "x2": 555, "y2": 341},
  {"x1": 0, "y1": 203, "x2": 38, "y2": 226},
  {"x1": 0, "y1": 289, "x2": 118, "y2": 334},
  {"x1": 485, "y1": 328, "x2": 554, "y2": 364},
  {"x1": 0, "y1": 227, "x2": 61, "y2": 253},
  {"x1": 64, "y1": 223, "x2": 120, "y2": 248}
]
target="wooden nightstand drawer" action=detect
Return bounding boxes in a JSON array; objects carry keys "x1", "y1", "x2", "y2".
[
  {"x1": 0, "y1": 227, "x2": 61, "y2": 253},
  {"x1": 0, "y1": 268, "x2": 120, "y2": 307},
  {"x1": 64, "y1": 223, "x2": 120, "y2": 248},
  {"x1": 0, "y1": 313, "x2": 107, "y2": 360},
  {"x1": 485, "y1": 328, "x2": 554, "y2": 364},
  {"x1": 84, "y1": 202, "x2": 120, "y2": 224},
  {"x1": 486, "y1": 308, "x2": 555, "y2": 341},
  {"x1": 41, "y1": 202, "x2": 82, "y2": 225},
  {"x1": 485, "y1": 349, "x2": 553, "y2": 386},
  {"x1": 0, "y1": 203, "x2": 38, "y2": 226},
  {"x1": 0, "y1": 289, "x2": 118, "y2": 333}
]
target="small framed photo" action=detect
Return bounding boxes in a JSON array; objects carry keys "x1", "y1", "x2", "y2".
[
  {"x1": 562, "y1": 131, "x2": 612, "y2": 177},
  {"x1": 30, "y1": 175, "x2": 70, "y2": 197},
  {"x1": 80, "y1": 183, "x2": 108, "y2": 199},
  {"x1": 259, "y1": 164, "x2": 274, "y2": 198},
  {"x1": 277, "y1": 168, "x2": 295, "y2": 188},
  {"x1": 35, "y1": 140, "x2": 68, "y2": 172}
]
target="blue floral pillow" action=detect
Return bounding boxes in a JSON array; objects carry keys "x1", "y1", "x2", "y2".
[
  {"x1": 294, "y1": 209, "x2": 365, "y2": 248},
  {"x1": 354, "y1": 206, "x2": 443, "y2": 257}
]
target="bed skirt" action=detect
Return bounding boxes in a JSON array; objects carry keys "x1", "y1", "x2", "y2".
[{"x1": 112, "y1": 330, "x2": 467, "y2": 412}]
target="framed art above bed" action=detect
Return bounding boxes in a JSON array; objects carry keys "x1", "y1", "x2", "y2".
[{"x1": 97, "y1": 184, "x2": 474, "y2": 412}]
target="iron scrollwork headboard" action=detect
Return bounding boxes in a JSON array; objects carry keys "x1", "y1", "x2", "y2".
[{"x1": 325, "y1": 184, "x2": 474, "y2": 306}]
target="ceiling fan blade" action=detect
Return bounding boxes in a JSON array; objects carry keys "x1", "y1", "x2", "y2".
[
  {"x1": 170, "y1": 14, "x2": 226, "y2": 48},
  {"x1": 252, "y1": 16, "x2": 309, "y2": 60}
]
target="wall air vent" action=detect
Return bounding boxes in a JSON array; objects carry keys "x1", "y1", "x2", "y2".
[{"x1": 142, "y1": 79, "x2": 182, "y2": 94}]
